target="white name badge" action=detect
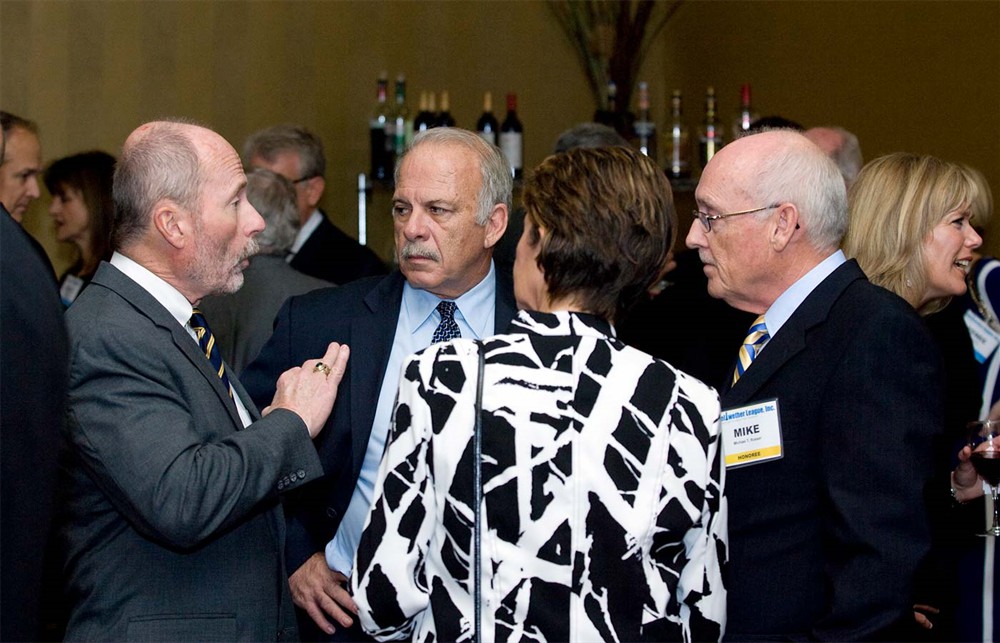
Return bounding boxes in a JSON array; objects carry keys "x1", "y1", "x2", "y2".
[
  {"x1": 963, "y1": 309, "x2": 1000, "y2": 364},
  {"x1": 60, "y1": 274, "x2": 85, "y2": 306},
  {"x1": 721, "y1": 399, "x2": 783, "y2": 468}
]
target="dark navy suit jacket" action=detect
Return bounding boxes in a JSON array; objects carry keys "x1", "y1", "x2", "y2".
[
  {"x1": 290, "y1": 214, "x2": 386, "y2": 285},
  {"x1": 721, "y1": 259, "x2": 944, "y2": 640},
  {"x1": 242, "y1": 267, "x2": 516, "y2": 575}
]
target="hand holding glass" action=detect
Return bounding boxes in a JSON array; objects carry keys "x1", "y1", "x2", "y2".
[{"x1": 966, "y1": 419, "x2": 1000, "y2": 536}]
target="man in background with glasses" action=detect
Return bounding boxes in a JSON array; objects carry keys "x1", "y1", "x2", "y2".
[
  {"x1": 244, "y1": 124, "x2": 385, "y2": 285},
  {"x1": 687, "y1": 128, "x2": 942, "y2": 640}
]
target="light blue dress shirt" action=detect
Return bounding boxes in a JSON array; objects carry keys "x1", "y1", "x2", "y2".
[
  {"x1": 760, "y1": 249, "x2": 846, "y2": 341},
  {"x1": 326, "y1": 262, "x2": 499, "y2": 576}
]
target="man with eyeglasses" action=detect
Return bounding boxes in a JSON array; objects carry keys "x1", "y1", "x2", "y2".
[
  {"x1": 687, "y1": 129, "x2": 942, "y2": 640},
  {"x1": 244, "y1": 124, "x2": 386, "y2": 285}
]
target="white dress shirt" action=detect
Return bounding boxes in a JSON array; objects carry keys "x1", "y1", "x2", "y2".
[{"x1": 110, "y1": 252, "x2": 252, "y2": 427}]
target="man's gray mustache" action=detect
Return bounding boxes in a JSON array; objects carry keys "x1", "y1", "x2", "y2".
[
  {"x1": 241, "y1": 238, "x2": 260, "y2": 263},
  {"x1": 401, "y1": 244, "x2": 440, "y2": 262}
]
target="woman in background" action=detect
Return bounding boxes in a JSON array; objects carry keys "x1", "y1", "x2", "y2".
[
  {"x1": 44, "y1": 150, "x2": 115, "y2": 306},
  {"x1": 843, "y1": 152, "x2": 983, "y2": 315},
  {"x1": 843, "y1": 152, "x2": 989, "y2": 640},
  {"x1": 353, "y1": 146, "x2": 726, "y2": 642},
  {"x1": 951, "y1": 165, "x2": 998, "y2": 642}
]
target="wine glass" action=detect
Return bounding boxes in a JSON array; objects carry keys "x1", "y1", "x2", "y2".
[{"x1": 966, "y1": 419, "x2": 1000, "y2": 536}]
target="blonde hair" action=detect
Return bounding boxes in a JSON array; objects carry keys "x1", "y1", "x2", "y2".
[
  {"x1": 843, "y1": 152, "x2": 984, "y2": 315},
  {"x1": 965, "y1": 164, "x2": 994, "y2": 226}
]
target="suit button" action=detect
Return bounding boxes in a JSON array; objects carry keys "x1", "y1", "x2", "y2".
[
  {"x1": 277, "y1": 481, "x2": 285, "y2": 490},
  {"x1": 297, "y1": 469, "x2": 306, "y2": 478},
  {"x1": 326, "y1": 507, "x2": 338, "y2": 520}
]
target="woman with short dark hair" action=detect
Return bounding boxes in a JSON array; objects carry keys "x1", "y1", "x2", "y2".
[{"x1": 353, "y1": 146, "x2": 727, "y2": 642}]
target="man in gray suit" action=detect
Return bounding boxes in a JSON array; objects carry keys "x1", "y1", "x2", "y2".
[
  {"x1": 59, "y1": 119, "x2": 350, "y2": 641},
  {"x1": 200, "y1": 168, "x2": 332, "y2": 375}
]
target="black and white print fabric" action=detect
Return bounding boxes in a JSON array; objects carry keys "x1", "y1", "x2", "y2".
[{"x1": 353, "y1": 310, "x2": 727, "y2": 642}]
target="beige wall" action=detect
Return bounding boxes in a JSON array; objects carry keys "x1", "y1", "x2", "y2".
[
  {"x1": 662, "y1": 0, "x2": 1000, "y2": 242},
  {"x1": 2, "y1": 0, "x2": 997, "y2": 275}
]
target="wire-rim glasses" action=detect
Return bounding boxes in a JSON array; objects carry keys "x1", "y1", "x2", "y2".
[{"x1": 693, "y1": 203, "x2": 782, "y2": 232}]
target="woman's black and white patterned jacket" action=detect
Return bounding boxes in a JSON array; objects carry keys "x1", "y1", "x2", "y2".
[{"x1": 353, "y1": 310, "x2": 727, "y2": 642}]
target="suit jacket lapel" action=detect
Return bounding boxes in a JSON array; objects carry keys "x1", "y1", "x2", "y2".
[
  {"x1": 92, "y1": 264, "x2": 245, "y2": 430},
  {"x1": 493, "y1": 260, "x2": 517, "y2": 332},
  {"x1": 724, "y1": 260, "x2": 867, "y2": 407},
  {"x1": 346, "y1": 267, "x2": 513, "y2": 477},
  {"x1": 349, "y1": 272, "x2": 405, "y2": 478}
]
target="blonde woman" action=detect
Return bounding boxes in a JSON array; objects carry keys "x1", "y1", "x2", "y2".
[
  {"x1": 845, "y1": 153, "x2": 990, "y2": 636},
  {"x1": 843, "y1": 152, "x2": 983, "y2": 314}
]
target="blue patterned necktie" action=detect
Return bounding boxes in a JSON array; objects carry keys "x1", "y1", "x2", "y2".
[
  {"x1": 431, "y1": 300, "x2": 462, "y2": 344},
  {"x1": 190, "y1": 308, "x2": 233, "y2": 397},
  {"x1": 732, "y1": 314, "x2": 769, "y2": 386}
]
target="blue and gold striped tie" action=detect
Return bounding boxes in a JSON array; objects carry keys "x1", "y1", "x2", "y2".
[
  {"x1": 733, "y1": 314, "x2": 769, "y2": 386},
  {"x1": 190, "y1": 308, "x2": 232, "y2": 397}
]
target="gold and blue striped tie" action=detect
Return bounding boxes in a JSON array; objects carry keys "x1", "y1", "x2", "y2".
[
  {"x1": 190, "y1": 308, "x2": 232, "y2": 398},
  {"x1": 733, "y1": 314, "x2": 769, "y2": 386}
]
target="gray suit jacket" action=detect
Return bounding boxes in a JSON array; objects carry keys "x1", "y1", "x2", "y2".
[
  {"x1": 59, "y1": 262, "x2": 323, "y2": 641},
  {"x1": 199, "y1": 255, "x2": 332, "y2": 376}
]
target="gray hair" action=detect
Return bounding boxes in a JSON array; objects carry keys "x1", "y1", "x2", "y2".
[
  {"x1": 552, "y1": 123, "x2": 629, "y2": 154},
  {"x1": 396, "y1": 128, "x2": 512, "y2": 225},
  {"x1": 242, "y1": 124, "x2": 325, "y2": 179},
  {"x1": 827, "y1": 127, "x2": 863, "y2": 188},
  {"x1": 246, "y1": 168, "x2": 300, "y2": 255},
  {"x1": 113, "y1": 120, "x2": 203, "y2": 249},
  {"x1": 748, "y1": 129, "x2": 848, "y2": 252}
]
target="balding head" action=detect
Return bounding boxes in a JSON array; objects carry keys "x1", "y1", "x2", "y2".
[
  {"x1": 724, "y1": 129, "x2": 848, "y2": 252},
  {"x1": 113, "y1": 121, "x2": 206, "y2": 248},
  {"x1": 113, "y1": 120, "x2": 264, "y2": 302},
  {"x1": 685, "y1": 130, "x2": 848, "y2": 312}
]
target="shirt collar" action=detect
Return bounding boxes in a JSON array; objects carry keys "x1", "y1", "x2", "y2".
[
  {"x1": 111, "y1": 251, "x2": 194, "y2": 328},
  {"x1": 403, "y1": 260, "x2": 497, "y2": 338},
  {"x1": 289, "y1": 209, "x2": 323, "y2": 255},
  {"x1": 511, "y1": 309, "x2": 616, "y2": 340},
  {"x1": 765, "y1": 249, "x2": 846, "y2": 337}
]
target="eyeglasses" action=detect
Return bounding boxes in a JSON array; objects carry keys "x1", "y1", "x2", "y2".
[
  {"x1": 693, "y1": 203, "x2": 781, "y2": 232},
  {"x1": 291, "y1": 174, "x2": 319, "y2": 185}
]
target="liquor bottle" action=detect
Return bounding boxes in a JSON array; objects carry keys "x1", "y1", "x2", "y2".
[
  {"x1": 699, "y1": 85, "x2": 724, "y2": 169},
  {"x1": 392, "y1": 74, "x2": 411, "y2": 156},
  {"x1": 369, "y1": 72, "x2": 392, "y2": 181},
  {"x1": 499, "y1": 92, "x2": 523, "y2": 179},
  {"x1": 732, "y1": 83, "x2": 758, "y2": 140},
  {"x1": 414, "y1": 91, "x2": 434, "y2": 133},
  {"x1": 633, "y1": 81, "x2": 657, "y2": 163},
  {"x1": 476, "y1": 91, "x2": 500, "y2": 145},
  {"x1": 594, "y1": 80, "x2": 619, "y2": 130},
  {"x1": 426, "y1": 92, "x2": 438, "y2": 129},
  {"x1": 435, "y1": 91, "x2": 456, "y2": 128},
  {"x1": 664, "y1": 89, "x2": 691, "y2": 179}
]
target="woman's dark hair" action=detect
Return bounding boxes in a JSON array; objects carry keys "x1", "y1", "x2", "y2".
[
  {"x1": 522, "y1": 146, "x2": 675, "y2": 322},
  {"x1": 44, "y1": 150, "x2": 116, "y2": 275}
]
